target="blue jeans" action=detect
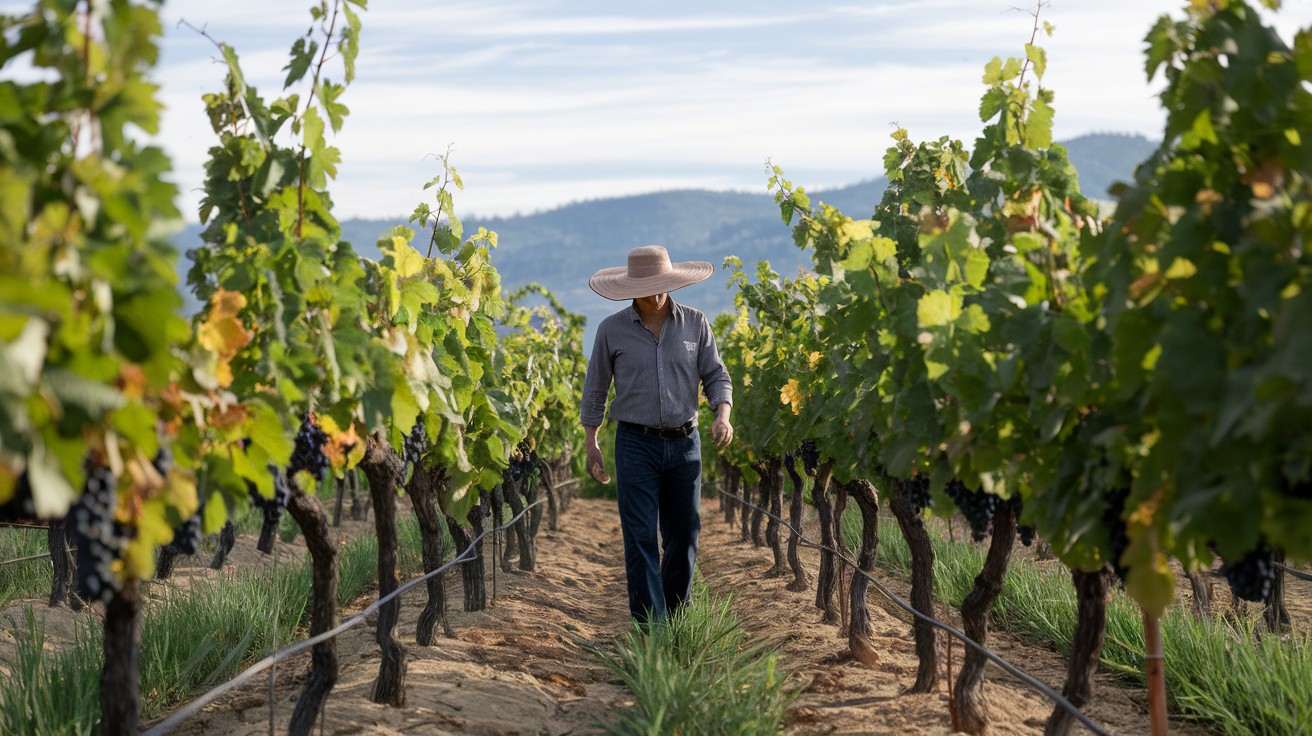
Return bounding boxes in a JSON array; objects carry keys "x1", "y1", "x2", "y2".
[{"x1": 614, "y1": 423, "x2": 702, "y2": 623}]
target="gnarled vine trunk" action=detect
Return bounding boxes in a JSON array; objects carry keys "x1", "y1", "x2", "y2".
[
  {"x1": 284, "y1": 489, "x2": 338, "y2": 736},
  {"x1": 208, "y1": 520, "x2": 236, "y2": 570},
  {"x1": 846, "y1": 479, "x2": 879, "y2": 666},
  {"x1": 360, "y1": 432, "x2": 407, "y2": 706},
  {"x1": 763, "y1": 456, "x2": 786, "y2": 576},
  {"x1": 951, "y1": 502, "x2": 1018, "y2": 735},
  {"x1": 507, "y1": 475, "x2": 536, "y2": 571},
  {"x1": 739, "y1": 471, "x2": 752, "y2": 542},
  {"x1": 49, "y1": 518, "x2": 72, "y2": 607},
  {"x1": 751, "y1": 464, "x2": 768, "y2": 547},
  {"x1": 1044, "y1": 564, "x2": 1112, "y2": 736},
  {"x1": 100, "y1": 578, "x2": 141, "y2": 736},
  {"x1": 783, "y1": 458, "x2": 810, "y2": 592},
  {"x1": 447, "y1": 492, "x2": 489, "y2": 612},
  {"x1": 410, "y1": 461, "x2": 453, "y2": 643},
  {"x1": 812, "y1": 460, "x2": 838, "y2": 624},
  {"x1": 889, "y1": 478, "x2": 936, "y2": 693},
  {"x1": 1186, "y1": 569, "x2": 1212, "y2": 619},
  {"x1": 833, "y1": 480, "x2": 851, "y2": 632},
  {"x1": 155, "y1": 544, "x2": 183, "y2": 580},
  {"x1": 537, "y1": 458, "x2": 559, "y2": 532},
  {"x1": 1265, "y1": 549, "x2": 1291, "y2": 632},
  {"x1": 723, "y1": 464, "x2": 739, "y2": 526},
  {"x1": 349, "y1": 469, "x2": 367, "y2": 521}
]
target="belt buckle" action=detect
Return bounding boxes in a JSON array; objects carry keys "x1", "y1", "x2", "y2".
[{"x1": 659, "y1": 424, "x2": 688, "y2": 440}]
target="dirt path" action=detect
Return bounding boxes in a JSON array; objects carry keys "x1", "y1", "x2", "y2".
[
  {"x1": 168, "y1": 498, "x2": 634, "y2": 736},
  {"x1": 695, "y1": 497, "x2": 1212, "y2": 736},
  {"x1": 6, "y1": 492, "x2": 1294, "y2": 734}
]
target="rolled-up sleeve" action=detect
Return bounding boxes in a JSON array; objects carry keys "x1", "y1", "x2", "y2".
[
  {"x1": 697, "y1": 315, "x2": 732, "y2": 409},
  {"x1": 581, "y1": 327, "x2": 613, "y2": 426}
]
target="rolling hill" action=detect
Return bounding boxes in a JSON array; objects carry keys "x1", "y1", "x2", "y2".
[{"x1": 174, "y1": 132, "x2": 1157, "y2": 344}]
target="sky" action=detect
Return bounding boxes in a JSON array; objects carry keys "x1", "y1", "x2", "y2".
[{"x1": 36, "y1": 1, "x2": 1312, "y2": 221}]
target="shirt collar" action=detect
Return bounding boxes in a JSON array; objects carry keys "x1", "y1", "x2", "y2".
[{"x1": 628, "y1": 297, "x2": 680, "y2": 322}]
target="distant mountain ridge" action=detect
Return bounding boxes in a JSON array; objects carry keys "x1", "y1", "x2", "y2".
[{"x1": 175, "y1": 132, "x2": 1157, "y2": 343}]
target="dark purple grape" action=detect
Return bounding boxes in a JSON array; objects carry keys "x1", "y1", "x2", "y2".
[
  {"x1": 944, "y1": 480, "x2": 1001, "y2": 542},
  {"x1": 403, "y1": 419, "x2": 427, "y2": 468},
  {"x1": 799, "y1": 440, "x2": 820, "y2": 476},
  {"x1": 1219, "y1": 541, "x2": 1276, "y2": 603},
  {"x1": 68, "y1": 465, "x2": 129, "y2": 604},
  {"x1": 287, "y1": 413, "x2": 329, "y2": 480},
  {"x1": 1103, "y1": 488, "x2": 1131, "y2": 583},
  {"x1": 903, "y1": 475, "x2": 932, "y2": 515}
]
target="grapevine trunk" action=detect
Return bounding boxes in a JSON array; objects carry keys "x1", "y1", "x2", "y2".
[
  {"x1": 889, "y1": 478, "x2": 937, "y2": 694},
  {"x1": 285, "y1": 489, "x2": 339, "y2": 736},
  {"x1": 846, "y1": 479, "x2": 879, "y2": 666},
  {"x1": 951, "y1": 502, "x2": 1018, "y2": 735},
  {"x1": 1044, "y1": 564, "x2": 1112, "y2": 736},
  {"x1": 361, "y1": 432, "x2": 408, "y2": 706}
]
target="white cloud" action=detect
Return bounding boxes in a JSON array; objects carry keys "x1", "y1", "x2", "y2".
[{"x1": 137, "y1": 0, "x2": 1312, "y2": 221}]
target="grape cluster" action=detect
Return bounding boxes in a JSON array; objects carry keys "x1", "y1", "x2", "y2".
[
  {"x1": 0, "y1": 470, "x2": 35, "y2": 520},
  {"x1": 944, "y1": 480, "x2": 1002, "y2": 542},
  {"x1": 152, "y1": 445, "x2": 204, "y2": 555},
  {"x1": 68, "y1": 465, "x2": 129, "y2": 604},
  {"x1": 403, "y1": 419, "x2": 428, "y2": 468},
  {"x1": 167, "y1": 509, "x2": 204, "y2": 556},
  {"x1": 902, "y1": 475, "x2": 932, "y2": 516},
  {"x1": 152, "y1": 446, "x2": 173, "y2": 477},
  {"x1": 1103, "y1": 488, "x2": 1131, "y2": 582},
  {"x1": 287, "y1": 414, "x2": 329, "y2": 480},
  {"x1": 247, "y1": 465, "x2": 292, "y2": 525},
  {"x1": 508, "y1": 443, "x2": 538, "y2": 481},
  {"x1": 1219, "y1": 540, "x2": 1276, "y2": 603},
  {"x1": 798, "y1": 440, "x2": 820, "y2": 475}
]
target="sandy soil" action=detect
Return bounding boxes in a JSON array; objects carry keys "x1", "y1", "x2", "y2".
[{"x1": 3, "y1": 493, "x2": 1308, "y2": 735}]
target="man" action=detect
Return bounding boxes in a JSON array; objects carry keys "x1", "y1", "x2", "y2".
[{"x1": 581, "y1": 245, "x2": 734, "y2": 624}]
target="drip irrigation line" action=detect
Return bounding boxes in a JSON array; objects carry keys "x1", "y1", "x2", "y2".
[
  {"x1": 143, "y1": 496, "x2": 547, "y2": 736},
  {"x1": 0, "y1": 549, "x2": 73, "y2": 567},
  {"x1": 716, "y1": 486, "x2": 1111, "y2": 736},
  {"x1": 0, "y1": 521, "x2": 56, "y2": 530},
  {"x1": 1275, "y1": 562, "x2": 1312, "y2": 583}
]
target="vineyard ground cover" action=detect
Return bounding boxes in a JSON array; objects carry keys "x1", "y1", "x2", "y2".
[
  {"x1": 0, "y1": 527, "x2": 54, "y2": 608},
  {"x1": 0, "y1": 500, "x2": 416, "y2": 730},
  {"x1": 876, "y1": 514, "x2": 1312, "y2": 735},
  {"x1": 164, "y1": 496, "x2": 634, "y2": 735},
  {"x1": 698, "y1": 500, "x2": 1214, "y2": 736}
]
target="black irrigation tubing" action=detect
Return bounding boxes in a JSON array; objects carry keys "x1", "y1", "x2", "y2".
[
  {"x1": 715, "y1": 486, "x2": 1112, "y2": 736},
  {"x1": 142, "y1": 496, "x2": 548, "y2": 736},
  {"x1": 1275, "y1": 562, "x2": 1312, "y2": 583}
]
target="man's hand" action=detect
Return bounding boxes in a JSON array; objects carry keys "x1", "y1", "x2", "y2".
[
  {"x1": 584, "y1": 432, "x2": 611, "y2": 484},
  {"x1": 711, "y1": 403, "x2": 734, "y2": 448}
]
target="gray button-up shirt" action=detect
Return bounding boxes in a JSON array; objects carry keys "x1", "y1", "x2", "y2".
[{"x1": 581, "y1": 300, "x2": 733, "y2": 428}]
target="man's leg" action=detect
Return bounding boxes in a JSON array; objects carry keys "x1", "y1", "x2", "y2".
[
  {"x1": 614, "y1": 425, "x2": 666, "y2": 623},
  {"x1": 659, "y1": 429, "x2": 702, "y2": 614}
]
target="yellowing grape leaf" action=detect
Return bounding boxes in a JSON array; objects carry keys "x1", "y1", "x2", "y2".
[{"x1": 917, "y1": 290, "x2": 962, "y2": 328}]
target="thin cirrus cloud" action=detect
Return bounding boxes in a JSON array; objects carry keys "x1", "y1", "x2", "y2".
[{"x1": 146, "y1": 0, "x2": 1312, "y2": 222}]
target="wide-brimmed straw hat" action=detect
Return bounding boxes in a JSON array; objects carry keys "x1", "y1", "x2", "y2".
[{"x1": 588, "y1": 245, "x2": 714, "y2": 301}]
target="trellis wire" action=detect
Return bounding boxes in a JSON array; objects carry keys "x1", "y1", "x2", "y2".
[
  {"x1": 141, "y1": 496, "x2": 546, "y2": 736},
  {"x1": 715, "y1": 485, "x2": 1111, "y2": 736}
]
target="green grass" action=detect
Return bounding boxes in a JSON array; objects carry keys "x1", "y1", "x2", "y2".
[
  {"x1": 600, "y1": 582, "x2": 795, "y2": 735},
  {"x1": 0, "y1": 608, "x2": 100, "y2": 736},
  {"x1": 0, "y1": 526, "x2": 55, "y2": 608},
  {"x1": 0, "y1": 514, "x2": 432, "y2": 734},
  {"x1": 875, "y1": 515, "x2": 1312, "y2": 736}
]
